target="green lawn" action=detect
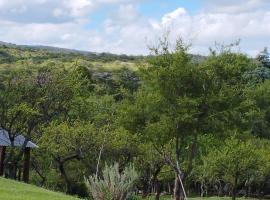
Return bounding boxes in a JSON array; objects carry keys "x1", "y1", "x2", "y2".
[
  {"x1": 0, "y1": 178, "x2": 262, "y2": 200},
  {"x1": 0, "y1": 178, "x2": 80, "y2": 200}
]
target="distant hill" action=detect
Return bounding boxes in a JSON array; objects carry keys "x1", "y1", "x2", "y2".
[
  {"x1": 0, "y1": 41, "x2": 141, "y2": 73},
  {"x1": 0, "y1": 41, "x2": 143, "y2": 61},
  {"x1": 0, "y1": 41, "x2": 204, "y2": 62},
  {"x1": 0, "y1": 41, "x2": 95, "y2": 55},
  {"x1": 0, "y1": 41, "x2": 205, "y2": 74}
]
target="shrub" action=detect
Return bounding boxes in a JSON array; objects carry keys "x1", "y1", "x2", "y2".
[{"x1": 85, "y1": 163, "x2": 138, "y2": 200}]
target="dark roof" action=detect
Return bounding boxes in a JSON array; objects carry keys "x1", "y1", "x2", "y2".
[{"x1": 0, "y1": 129, "x2": 38, "y2": 148}]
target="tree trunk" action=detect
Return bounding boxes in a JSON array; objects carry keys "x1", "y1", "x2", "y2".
[
  {"x1": 59, "y1": 162, "x2": 72, "y2": 194},
  {"x1": 174, "y1": 175, "x2": 185, "y2": 200},
  {"x1": 0, "y1": 146, "x2": 6, "y2": 176},
  {"x1": 18, "y1": 167, "x2": 22, "y2": 181},
  {"x1": 152, "y1": 165, "x2": 162, "y2": 200},
  {"x1": 200, "y1": 182, "x2": 205, "y2": 197},
  {"x1": 8, "y1": 161, "x2": 17, "y2": 180},
  {"x1": 23, "y1": 147, "x2": 31, "y2": 183},
  {"x1": 217, "y1": 181, "x2": 223, "y2": 197},
  {"x1": 155, "y1": 180, "x2": 161, "y2": 200},
  {"x1": 55, "y1": 153, "x2": 82, "y2": 194},
  {"x1": 232, "y1": 174, "x2": 238, "y2": 200},
  {"x1": 142, "y1": 167, "x2": 151, "y2": 198},
  {"x1": 6, "y1": 146, "x2": 17, "y2": 180},
  {"x1": 256, "y1": 184, "x2": 263, "y2": 200},
  {"x1": 142, "y1": 183, "x2": 150, "y2": 198},
  {"x1": 232, "y1": 186, "x2": 237, "y2": 200},
  {"x1": 32, "y1": 161, "x2": 46, "y2": 186},
  {"x1": 187, "y1": 138, "x2": 197, "y2": 176},
  {"x1": 245, "y1": 183, "x2": 251, "y2": 198}
]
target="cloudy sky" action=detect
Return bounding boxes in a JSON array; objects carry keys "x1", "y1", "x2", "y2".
[{"x1": 0, "y1": 0, "x2": 269, "y2": 56}]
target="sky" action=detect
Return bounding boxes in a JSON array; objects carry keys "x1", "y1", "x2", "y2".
[{"x1": 0, "y1": 0, "x2": 269, "y2": 56}]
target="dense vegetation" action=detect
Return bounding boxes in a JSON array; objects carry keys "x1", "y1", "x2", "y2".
[{"x1": 0, "y1": 40, "x2": 270, "y2": 200}]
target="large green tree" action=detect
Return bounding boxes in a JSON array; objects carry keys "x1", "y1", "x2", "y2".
[
  {"x1": 0, "y1": 67, "x2": 81, "y2": 179},
  {"x1": 119, "y1": 39, "x2": 256, "y2": 200}
]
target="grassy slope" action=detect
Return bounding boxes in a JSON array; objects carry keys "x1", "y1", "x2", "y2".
[
  {"x1": 0, "y1": 178, "x2": 79, "y2": 200},
  {"x1": 0, "y1": 45, "x2": 139, "y2": 73}
]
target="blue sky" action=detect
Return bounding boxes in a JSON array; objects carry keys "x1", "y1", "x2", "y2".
[
  {"x1": 86, "y1": 1, "x2": 202, "y2": 29},
  {"x1": 0, "y1": 0, "x2": 269, "y2": 55},
  {"x1": 137, "y1": 0, "x2": 202, "y2": 18}
]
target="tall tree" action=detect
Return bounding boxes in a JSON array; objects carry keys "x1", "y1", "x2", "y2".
[{"x1": 119, "y1": 39, "x2": 255, "y2": 200}]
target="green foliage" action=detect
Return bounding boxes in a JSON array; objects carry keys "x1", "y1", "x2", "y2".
[
  {"x1": 257, "y1": 47, "x2": 270, "y2": 68},
  {"x1": 39, "y1": 121, "x2": 95, "y2": 156},
  {"x1": 195, "y1": 137, "x2": 270, "y2": 190},
  {"x1": 1, "y1": 41, "x2": 270, "y2": 199},
  {"x1": 246, "y1": 80, "x2": 270, "y2": 138}
]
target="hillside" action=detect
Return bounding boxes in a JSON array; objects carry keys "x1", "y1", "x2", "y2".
[
  {"x1": 0, "y1": 41, "x2": 141, "y2": 72},
  {"x1": 0, "y1": 178, "x2": 80, "y2": 200},
  {"x1": 0, "y1": 41, "x2": 204, "y2": 73}
]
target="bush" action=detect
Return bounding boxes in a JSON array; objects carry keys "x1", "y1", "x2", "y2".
[{"x1": 85, "y1": 163, "x2": 138, "y2": 200}]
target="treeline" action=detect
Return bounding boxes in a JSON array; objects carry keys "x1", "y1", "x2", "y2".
[{"x1": 0, "y1": 40, "x2": 270, "y2": 200}]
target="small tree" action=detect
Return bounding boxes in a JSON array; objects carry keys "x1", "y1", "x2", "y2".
[
  {"x1": 202, "y1": 137, "x2": 263, "y2": 200},
  {"x1": 257, "y1": 47, "x2": 270, "y2": 68},
  {"x1": 39, "y1": 121, "x2": 95, "y2": 194},
  {"x1": 85, "y1": 163, "x2": 138, "y2": 200}
]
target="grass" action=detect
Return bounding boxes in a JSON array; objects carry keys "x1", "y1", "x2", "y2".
[
  {"x1": 139, "y1": 196, "x2": 261, "y2": 200},
  {"x1": 0, "y1": 177, "x2": 80, "y2": 200},
  {"x1": 0, "y1": 178, "x2": 262, "y2": 200},
  {"x1": 92, "y1": 60, "x2": 138, "y2": 71}
]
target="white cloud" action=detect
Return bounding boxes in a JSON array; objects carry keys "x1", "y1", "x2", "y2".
[
  {"x1": 97, "y1": 3, "x2": 270, "y2": 56},
  {"x1": 158, "y1": 7, "x2": 270, "y2": 56},
  {"x1": 52, "y1": 8, "x2": 63, "y2": 17},
  {"x1": 117, "y1": 4, "x2": 139, "y2": 23},
  {"x1": 64, "y1": 0, "x2": 94, "y2": 17},
  {"x1": 0, "y1": 0, "x2": 140, "y2": 23},
  {"x1": 0, "y1": 0, "x2": 269, "y2": 56},
  {"x1": 162, "y1": 8, "x2": 187, "y2": 25}
]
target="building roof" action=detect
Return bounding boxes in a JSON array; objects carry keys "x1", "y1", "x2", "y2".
[{"x1": 0, "y1": 129, "x2": 38, "y2": 148}]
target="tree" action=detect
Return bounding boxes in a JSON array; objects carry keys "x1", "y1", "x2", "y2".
[
  {"x1": 246, "y1": 80, "x2": 270, "y2": 139},
  {"x1": 244, "y1": 48, "x2": 270, "y2": 84},
  {"x1": 134, "y1": 143, "x2": 165, "y2": 199},
  {"x1": 0, "y1": 67, "x2": 80, "y2": 179},
  {"x1": 119, "y1": 39, "x2": 256, "y2": 200},
  {"x1": 39, "y1": 121, "x2": 96, "y2": 194},
  {"x1": 200, "y1": 137, "x2": 267, "y2": 200},
  {"x1": 257, "y1": 47, "x2": 270, "y2": 68}
]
